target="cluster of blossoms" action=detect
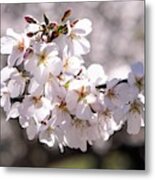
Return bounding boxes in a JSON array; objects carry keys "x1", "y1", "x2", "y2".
[{"x1": 0, "y1": 10, "x2": 144, "y2": 152}]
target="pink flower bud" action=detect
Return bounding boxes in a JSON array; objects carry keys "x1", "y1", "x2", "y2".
[{"x1": 24, "y1": 16, "x2": 37, "y2": 24}]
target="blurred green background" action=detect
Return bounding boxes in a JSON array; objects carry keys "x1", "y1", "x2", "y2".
[{"x1": 0, "y1": 1, "x2": 144, "y2": 169}]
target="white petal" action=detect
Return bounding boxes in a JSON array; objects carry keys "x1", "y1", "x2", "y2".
[
  {"x1": 19, "y1": 117, "x2": 29, "y2": 128},
  {"x1": 104, "y1": 96, "x2": 115, "y2": 110},
  {"x1": 19, "y1": 96, "x2": 34, "y2": 117},
  {"x1": 71, "y1": 37, "x2": 90, "y2": 55},
  {"x1": 76, "y1": 101, "x2": 93, "y2": 120},
  {"x1": 128, "y1": 72, "x2": 136, "y2": 85},
  {"x1": 73, "y1": 18, "x2": 92, "y2": 36},
  {"x1": 39, "y1": 130, "x2": 55, "y2": 147},
  {"x1": 48, "y1": 57, "x2": 62, "y2": 76},
  {"x1": 64, "y1": 56, "x2": 83, "y2": 74},
  {"x1": 79, "y1": 141, "x2": 87, "y2": 152},
  {"x1": 113, "y1": 108, "x2": 125, "y2": 124},
  {"x1": 127, "y1": 113, "x2": 141, "y2": 135},
  {"x1": 8, "y1": 79, "x2": 22, "y2": 98},
  {"x1": 66, "y1": 91, "x2": 78, "y2": 113},
  {"x1": 24, "y1": 57, "x2": 37, "y2": 73},
  {"x1": 44, "y1": 43, "x2": 58, "y2": 56},
  {"x1": 25, "y1": 24, "x2": 40, "y2": 33},
  {"x1": 33, "y1": 42, "x2": 45, "y2": 54},
  {"x1": 114, "y1": 83, "x2": 133, "y2": 106},
  {"x1": 45, "y1": 79, "x2": 66, "y2": 101},
  {"x1": 7, "y1": 47, "x2": 22, "y2": 67},
  {"x1": 0, "y1": 36, "x2": 16, "y2": 54},
  {"x1": 33, "y1": 65, "x2": 48, "y2": 83},
  {"x1": 6, "y1": 102, "x2": 20, "y2": 121},
  {"x1": 131, "y1": 62, "x2": 144, "y2": 77},
  {"x1": 26, "y1": 118, "x2": 39, "y2": 140},
  {"x1": 1, "y1": 94, "x2": 11, "y2": 112},
  {"x1": 85, "y1": 94, "x2": 96, "y2": 104},
  {"x1": 33, "y1": 97, "x2": 51, "y2": 121},
  {"x1": 69, "y1": 79, "x2": 88, "y2": 91},
  {"x1": 6, "y1": 28, "x2": 21, "y2": 40},
  {"x1": 34, "y1": 107, "x2": 50, "y2": 122},
  {"x1": 28, "y1": 78, "x2": 43, "y2": 96},
  {"x1": 45, "y1": 81, "x2": 54, "y2": 101},
  {"x1": 87, "y1": 64, "x2": 107, "y2": 84},
  {"x1": 1, "y1": 66, "x2": 17, "y2": 82},
  {"x1": 107, "y1": 78, "x2": 119, "y2": 89}
]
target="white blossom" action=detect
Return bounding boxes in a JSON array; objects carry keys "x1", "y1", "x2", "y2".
[
  {"x1": 66, "y1": 79, "x2": 95, "y2": 120},
  {"x1": 39, "y1": 118, "x2": 66, "y2": 151},
  {"x1": 0, "y1": 66, "x2": 26, "y2": 112},
  {"x1": 6, "y1": 102, "x2": 20, "y2": 121},
  {"x1": 62, "y1": 47, "x2": 84, "y2": 76},
  {"x1": 104, "y1": 79, "x2": 134, "y2": 110},
  {"x1": 0, "y1": 12, "x2": 145, "y2": 152},
  {"x1": 113, "y1": 95, "x2": 144, "y2": 135},
  {"x1": 19, "y1": 95, "x2": 52, "y2": 122},
  {"x1": 26, "y1": 117, "x2": 40, "y2": 140},
  {"x1": 97, "y1": 106, "x2": 122, "y2": 140},
  {"x1": 24, "y1": 42, "x2": 62, "y2": 83},
  {"x1": 63, "y1": 117, "x2": 100, "y2": 152},
  {"x1": 0, "y1": 85, "x2": 11, "y2": 112},
  {"x1": 1, "y1": 28, "x2": 29, "y2": 66},
  {"x1": 65, "y1": 19, "x2": 92, "y2": 55},
  {"x1": 128, "y1": 61, "x2": 144, "y2": 94}
]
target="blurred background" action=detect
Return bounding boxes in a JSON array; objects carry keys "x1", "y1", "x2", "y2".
[{"x1": 0, "y1": 1, "x2": 145, "y2": 169}]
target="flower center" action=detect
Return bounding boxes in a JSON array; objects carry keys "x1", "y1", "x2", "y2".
[
  {"x1": 18, "y1": 39, "x2": 25, "y2": 52},
  {"x1": 76, "y1": 86, "x2": 88, "y2": 101},
  {"x1": 32, "y1": 96, "x2": 42, "y2": 108},
  {"x1": 63, "y1": 59, "x2": 69, "y2": 71},
  {"x1": 58, "y1": 101, "x2": 68, "y2": 111},
  {"x1": 102, "y1": 108, "x2": 111, "y2": 118},
  {"x1": 69, "y1": 32, "x2": 79, "y2": 40},
  {"x1": 71, "y1": 118, "x2": 90, "y2": 129},
  {"x1": 38, "y1": 52, "x2": 47, "y2": 65},
  {"x1": 129, "y1": 100, "x2": 141, "y2": 114},
  {"x1": 106, "y1": 88, "x2": 116, "y2": 100},
  {"x1": 135, "y1": 77, "x2": 144, "y2": 92}
]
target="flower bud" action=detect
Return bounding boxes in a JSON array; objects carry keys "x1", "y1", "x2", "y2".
[
  {"x1": 23, "y1": 48, "x2": 33, "y2": 59},
  {"x1": 43, "y1": 14, "x2": 49, "y2": 25},
  {"x1": 48, "y1": 22, "x2": 58, "y2": 30},
  {"x1": 27, "y1": 32, "x2": 34, "y2": 37},
  {"x1": 50, "y1": 31, "x2": 59, "y2": 41},
  {"x1": 24, "y1": 16, "x2": 37, "y2": 24},
  {"x1": 61, "y1": 9, "x2": 72, "y2": 22}
]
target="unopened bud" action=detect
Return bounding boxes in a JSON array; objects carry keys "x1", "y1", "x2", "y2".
[
  {"x1": 43, "y1": 13, "x2": 49, "y2": 25},
  {"x1": 27, "y1": 32, "x2": 34, "y2": 37},
  {"x1": 61, "y1": 9, "x2": 72, "y2": 22},
  {"x1": 71, "y1": 19, "x2": 79, "y2": 27},
  {"x1": 23, "y1": 48, "x2": 33, "y2": 59},
  {"x1": 50, "y1": 31, "x2": 59, "y2": 41},
  {"x1": 48, "y1": 22, "x2": 58, "y2": 30},
  {"x1": 24, "y1": 16, "x2": 37, "y2": 24}
]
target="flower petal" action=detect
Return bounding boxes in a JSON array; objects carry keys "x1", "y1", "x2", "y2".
[
  {"x1": 48, "y1": 57, "x2": 62, "y2": 76},
  {"x1": 6, "y1": 102, "x2": 20, "y2": 121},
  {"x1": 73, "y1": 18, "x2": 92, "y2": 36},
  {"x1": 76, "y1": 101, "x2": 93, "y2": 120},
  {"x1": 127, "y1": 113, "x2": 141, "y2": 135},
  {"x1": 0, "y1": 36, "x2": 16, "y2": 54},
  {"x1": 26, "y1": 118, "x2": 39, "y2": 140},
  {"x1": 72, "y1": 37, "x2": 90, "y2": 55}
]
